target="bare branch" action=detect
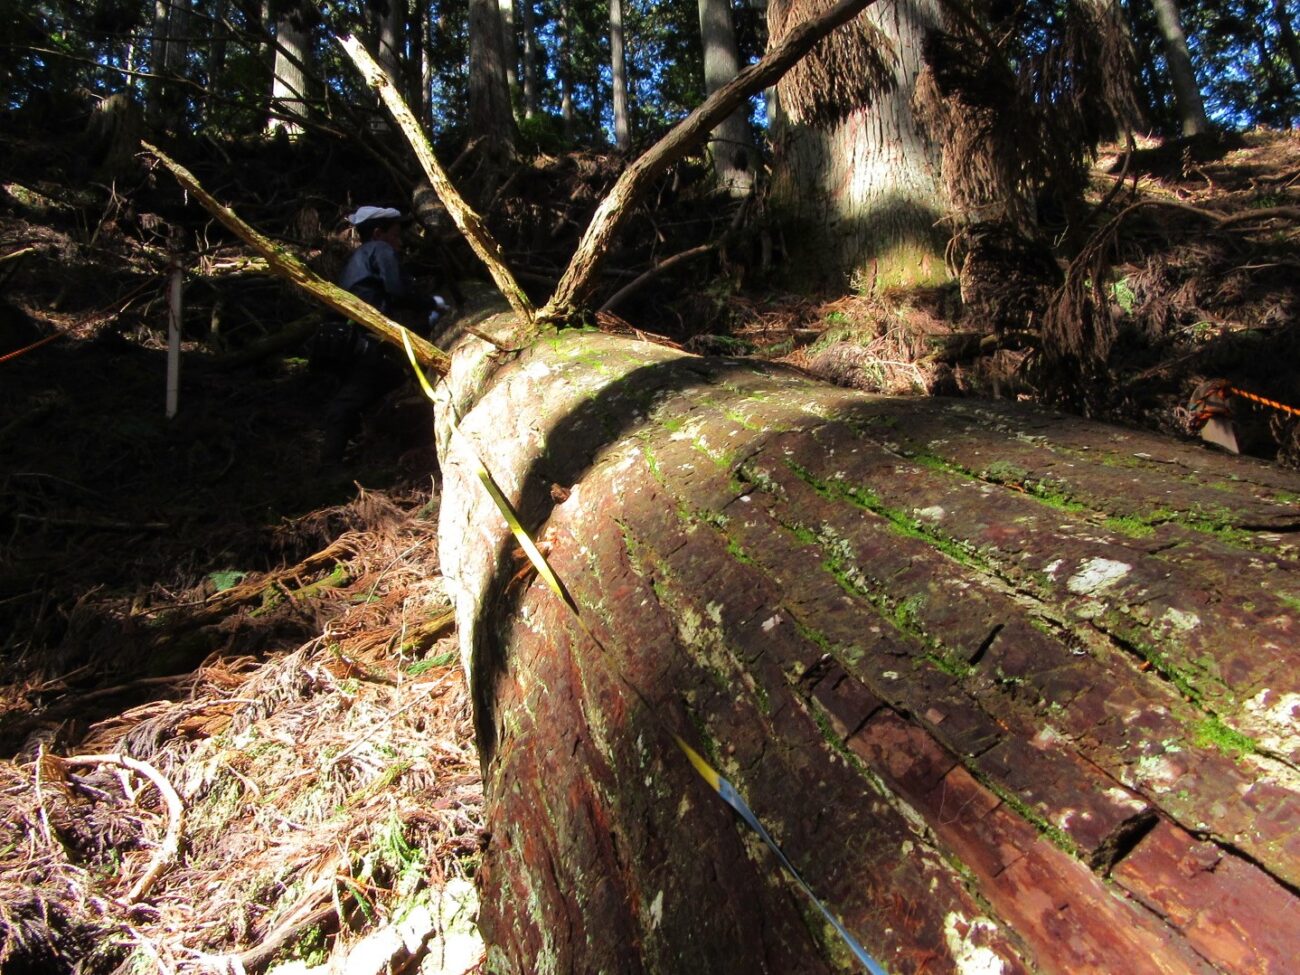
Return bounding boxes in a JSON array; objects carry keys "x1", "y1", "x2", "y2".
[
  {"x1": 334, "y1": 34, "x2": 537, "y2": 328},
  {"x1": 142, "y1": 141, "x2": 448, "y2": 374},
  {"x1": 63, "y1": 753, "x2": 184, "y2": 902},
  {"x1": 538, "y1": 0, "x2": 879, "y2": 323}
]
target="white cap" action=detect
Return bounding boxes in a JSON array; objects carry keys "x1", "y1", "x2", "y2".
[{"x1": 347, "y1": 205, "x2": 405, "y2": 225}]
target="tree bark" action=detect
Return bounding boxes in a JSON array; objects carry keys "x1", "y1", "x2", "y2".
[
  {"x1": 371, "y1": 0, "x2": 405, "y2": 82},
  {"x1": 499, "y1": 0, "x2": 518, "y2": 94},
  {"x1": 1149, "y1": 0, "x2": 1210, "y2": 135},
  {"x1": 558, "y1": 0, "x2": 577, "y2": 141},
  {"x1": 768, "y1": 0, "x2": 950, "y2": 288},
  {"x1": 147, "y1": 0, "x2": 188, "y2": 124},
  {"x1": 610, "y1": 0, "x2": 632, "y2": 151},
  {"x1": 436, "y1": 319, "x2": 1300, "y2": 974},
  {"x1": 268, "y1": 9, "x2": 312, "y2": 136},
  {"x1": 698, "y1": 0, "x2": 757, "y2": 195},
  {"x1": 521, "y1": 0, "x2": 540, "y2": 119},
  {"x1": 469, "y1": 0, "x2": 519, "y2": 158}
]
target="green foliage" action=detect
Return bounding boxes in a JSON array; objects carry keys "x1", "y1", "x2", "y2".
[
  {"x1": 517, "y1": 111, "x2": 571, "y2": 154},
  {"x1": 408, "y1": 651, "x2": 458, "y2": 675},
  {"x1": 208, "y1": 569, "x2": 247, "y2": 592},
  {"x1": 1109, "y1": 276, "x2": 1137, "y2": 314}
]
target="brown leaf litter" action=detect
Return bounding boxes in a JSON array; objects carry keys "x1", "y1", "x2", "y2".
[{"x1": 0, "y1": 488, "x2": 485, "y2": 975}]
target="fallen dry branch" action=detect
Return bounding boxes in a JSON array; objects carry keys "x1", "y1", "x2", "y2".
[
  {"x1": 336, "y1": 35, "x2": 536, "y2": 328},
  {"x1": 142, "y1": 142, "x2": 448, "y2": 375},
  {"x1": 60, "y1": 753, "x2": 184, "y2": 902},
  {"x1": 539, "y1": 0, "x2": 880, "y2": 320}
]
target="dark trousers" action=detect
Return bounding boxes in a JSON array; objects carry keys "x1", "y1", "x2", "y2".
[{"x1": 321, "y1": 339, "x2": 403, "y2": 463}]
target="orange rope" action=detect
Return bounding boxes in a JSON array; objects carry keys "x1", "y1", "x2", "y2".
[
  {"x1": 0, "y1": 332, "x2": 62, "y2": 364},
  {"x1": 1226, "y1": 386, "x2": 1300, "y2": 418}
]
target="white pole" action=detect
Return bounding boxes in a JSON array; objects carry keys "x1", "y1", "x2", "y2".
[{"x1": 166, "y1": 260, "x2": 182, "y2": 418}]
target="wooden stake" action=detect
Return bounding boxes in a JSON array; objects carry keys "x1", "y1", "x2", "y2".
[{"x1": 165, "y1": 250, "x2": 182, "y2": 419}]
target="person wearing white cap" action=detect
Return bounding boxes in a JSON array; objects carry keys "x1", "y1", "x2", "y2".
[{"x1": 317, "y1": 205, "x2": 449, "y2": 465}]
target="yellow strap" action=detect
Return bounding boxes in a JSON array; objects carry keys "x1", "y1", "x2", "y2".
[
  {"x1": 673, "y1": 735, "x2": 723, "y2": 792},
  {"x1": 402, "y1": 327, "x2": 576, "y2": 614}
]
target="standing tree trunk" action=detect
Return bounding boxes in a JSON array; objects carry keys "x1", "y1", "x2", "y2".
[
  {"x1": 698, "y1": 0, "x2": 757, "y2": 195},
  {"x1": 469, "y1": 0, "x2": 519, "y2": 160},
  {"x1": 768, "y1": 0, "x2": 950, "y2": 289},
  {"x1": 435, "y1": 315, "x2": 1300, "y2": 975},
  {"x1": 371, "y1": 0, "x2": 405, "y2": 81},
  {"x1": 1276, "y1": 0, "x2": 1300, "y2": 86},
  {"x1": 205, "y1": 0, "x2": 230, "y2": 124},
  {"x1": 147, "y1": 0, "x2": 189, "y2": 125},
  {"x1": 521, "y1": 0, "x2": 540, "y2": 119},
  {"x1": 268, "y1": 9, "x2": 312, "y2": 136},
  {"x1": 1149, "y1": 0, "x2": 1210, "y2": 134},
  {"x1": 558, "y1": 1, "x2": 577, "y2": 141},
  {"x1": 610, "y1": 0, "x2": 632, "y2": 150},
  {"x1": 499, "y1": 0, "x2": 518, "y2": 96}
]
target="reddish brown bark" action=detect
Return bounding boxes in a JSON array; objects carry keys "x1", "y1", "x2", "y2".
[{"x1": 436, "y1": 325, "x2": 1300, "y2": 974}]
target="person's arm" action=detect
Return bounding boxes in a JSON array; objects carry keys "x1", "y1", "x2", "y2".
[{"x1": 370, "y1": 243, "x2": 435, "y2": 314}]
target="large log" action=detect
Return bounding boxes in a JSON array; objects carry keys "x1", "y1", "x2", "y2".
[{"x1": 435, "y1": 310, "x2": 1300, "y2": 975}]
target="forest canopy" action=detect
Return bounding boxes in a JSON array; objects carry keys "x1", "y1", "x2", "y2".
[{"x1": 4, "y1": 0, "x2": 1296, "y2": 145}]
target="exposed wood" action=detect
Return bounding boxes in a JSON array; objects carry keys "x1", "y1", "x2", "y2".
[
  {"x1": 435, "y1": 319, "x2": 1300, "y2": 973},
  {"x1": 142, "y1": 142, "x2": 448, "y2": 375}
]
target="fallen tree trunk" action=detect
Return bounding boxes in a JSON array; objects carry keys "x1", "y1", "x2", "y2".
[{"x1": 435, "y1": 310, "x2": 1300, "y2": 974}]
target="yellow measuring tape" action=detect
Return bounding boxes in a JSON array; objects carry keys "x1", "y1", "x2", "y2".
[{"x1": 402, "y1": 328, "x2": 887, "y2": 973}]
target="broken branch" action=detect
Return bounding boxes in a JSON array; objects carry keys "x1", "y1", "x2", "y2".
[
  {"x1": 538, "y1": 0, "x2": 879, "y2": 322},
  {"x1": 63, "y1": 752, "x2": 185, "y2": 902},
  {"x1": 142, "y1": 142, "x2": 448, "y2": 375},
  {"x1": 335, "y1": 35, "x2": 536, "y2": 328}
]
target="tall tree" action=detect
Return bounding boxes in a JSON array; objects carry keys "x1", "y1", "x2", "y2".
[
  {"x1": 371, "y1": 0, "x2": 405, "y2": 81},
  {"x1": 268, "y1": 7, "x2": 313, "y2": 135},
  {"x1": 469, "y1": 0, "x2": 519, "y2": 158},
  {"x1": 698, "y1": 0, "x2": 757, "y2": 194},
  {"x1": 148, "y1": 0, "x2": 190, "y2": 124},
  {"x1": 768, "y1": 0, "x2": 950, "y2": 287},
  {"x1": 521, "y1": 0, "x2": 540, "y2": 118},
  {"x1": 1149, "y1": 0, "x2": 1210, "y2": 134},
  {"x1": 767, "y1": 0, "x2": 1141, "y2": 292},
  {"x1": 499, "y1": 0, "x2": 518, "y2": 94},
  {"x1": 610, "y1": 0, "x2": 632, "y2": 149},
  {"x1": 558, "y1": 0, "x2": 577, "y2": 140}
]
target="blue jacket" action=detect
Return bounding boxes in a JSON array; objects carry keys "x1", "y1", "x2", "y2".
[{"x1": 337, "y1": 240, "x2": 423, "y2": 315}]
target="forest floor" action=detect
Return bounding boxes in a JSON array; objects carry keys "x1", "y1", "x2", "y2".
[{"x1": 0, "y1": 126, "x2": 1297, "y2": 974}]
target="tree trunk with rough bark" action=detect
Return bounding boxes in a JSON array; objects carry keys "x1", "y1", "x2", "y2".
[
  {"x1": 1149, "y1": 0, "x2": 1210, "y2": 135},
  {"x1": 435, "y1": 309, "x2": 1300, "y2": 975},
  {"x1": 268, "y1": 11, "x2": 312, "y2": 136},
  {"x1": 698, "y1": 0, "x2": 756, "y2": 195},
  {"x1": 768, "y1": 0, "x2": 951, "y2": 289},
  {"x1": 610, "y1": 0, "x2": 632, "y2": 151},
  {"x1": 469, "y1": 0, "x2": 519, "y2": 160}
]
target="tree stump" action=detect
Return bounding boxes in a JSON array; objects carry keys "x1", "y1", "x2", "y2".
[{"x1": 435, "y1": 313, "x2": 1300, "y2": 975}]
